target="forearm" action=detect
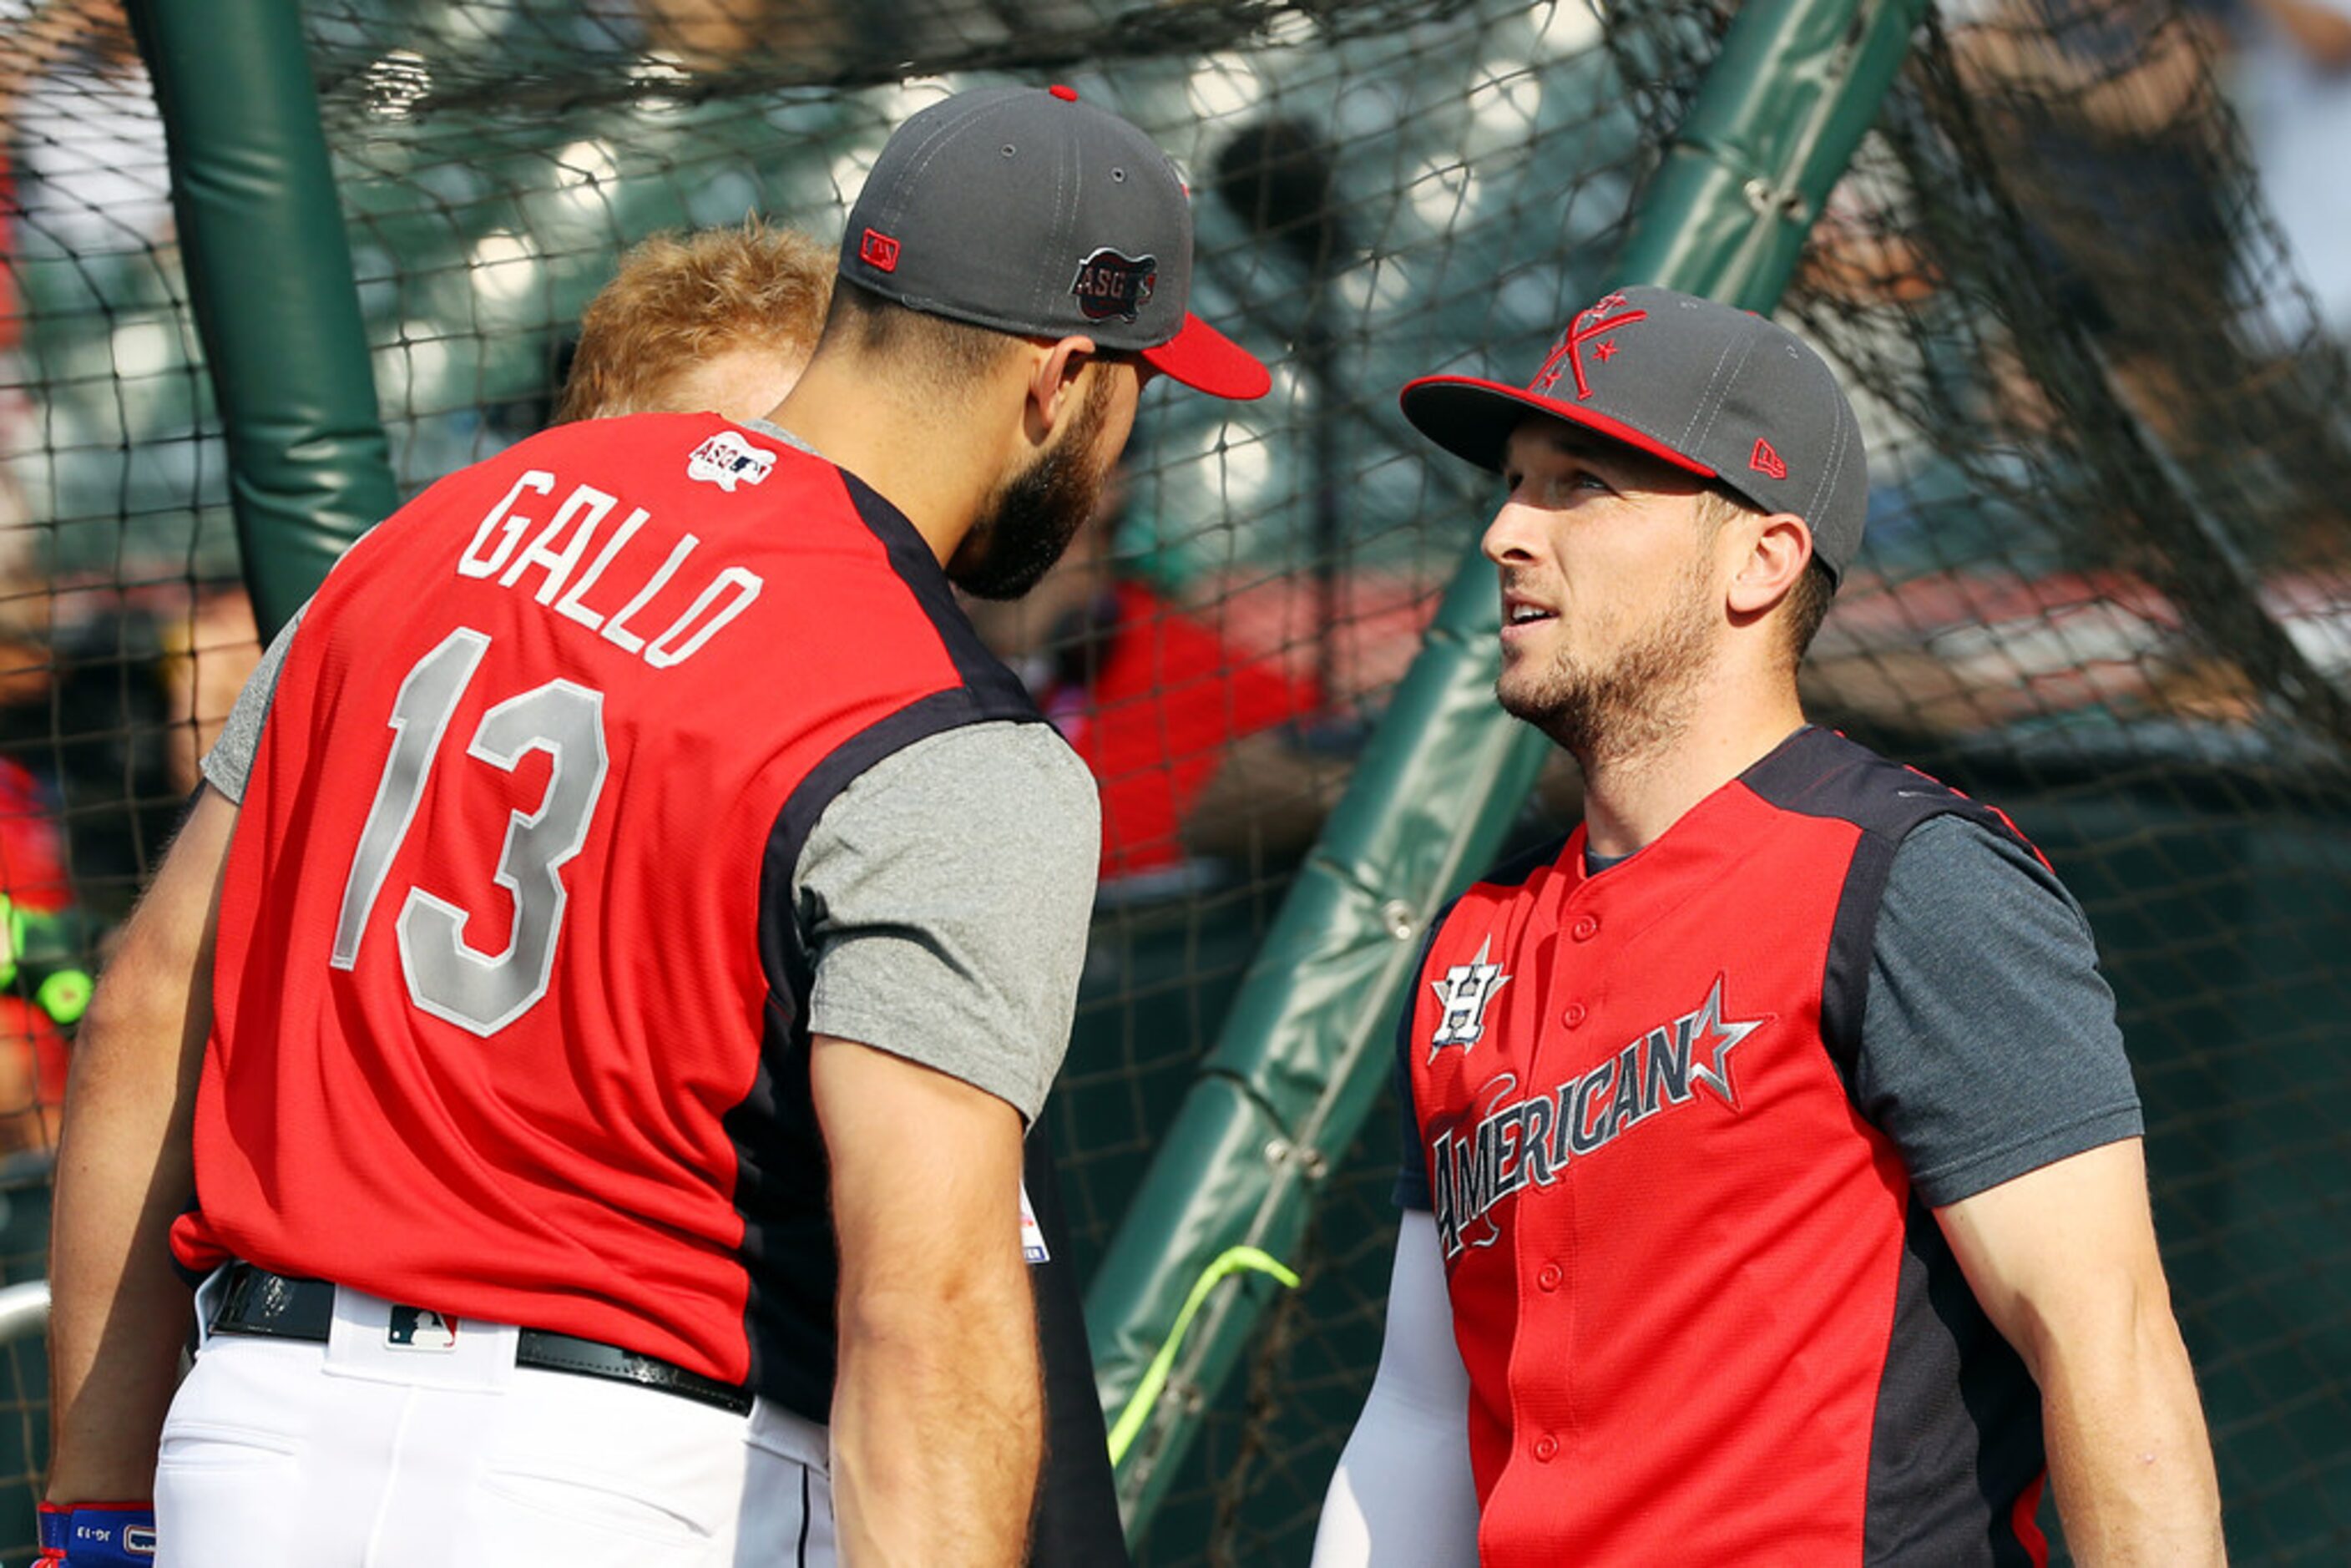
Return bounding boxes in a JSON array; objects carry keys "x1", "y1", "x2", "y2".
[
  {"x1": 43, "y1": 788, "x2": 233, "y2": 1503},
  {"x1": 831, "y1": 1269, "x2": 1044, "y2": 1566},
  {"x1": 2038, "y1": 1288, "x2": 2224, "y2": 1565},
  {"x1": 44, "y1": 989, "x2": 205, "y2": 1500}
]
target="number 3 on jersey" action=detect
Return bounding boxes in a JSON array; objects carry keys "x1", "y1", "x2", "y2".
[{"x1": 331, "y1": 627, "x2": 610, "y2": 1037}]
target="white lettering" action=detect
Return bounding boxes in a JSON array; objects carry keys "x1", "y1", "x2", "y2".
[
  {"x1": 644, "y1": 567, "x2": 764, "y2": 669},
  {"x1": 499, "y1": 483, "x2": 616, "y2": 604},
  {"x1": 458, "y1": 470, "x2": 557, "y2": 579},
  {"x1": 552, "y1": 506, "x2": 650, "y2": 632},
  {"x1": 600, "y1": 534, "x2": 699, "y2": 655}
]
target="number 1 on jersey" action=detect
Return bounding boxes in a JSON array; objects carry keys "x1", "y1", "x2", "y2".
[{"x1": 332, "y1": 627, "x2": 611, "y2": 1037}]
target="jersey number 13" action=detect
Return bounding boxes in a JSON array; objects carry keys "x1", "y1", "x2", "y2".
[{"x1": 331, "y1": 627, "x2": 610, "y2": 1037}]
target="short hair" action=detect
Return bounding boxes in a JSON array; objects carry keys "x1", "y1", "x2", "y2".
[
  {"x1": 555, "y1": 220, "x2": 833, "y2": 422},
  {"x1": 1698, "y1": 488, "x2": 1838, "y2": 665},
  {"x1": 815, "y1": 276, "x2": 1025, "y2": 389}
]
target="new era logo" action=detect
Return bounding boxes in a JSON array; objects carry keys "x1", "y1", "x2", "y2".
[
  {"x1": 1749, "y1": 438, "x2": 1787, "y2": 481},
  {"x1": 859, "y1": 227, "x2": 900, "y2": 273}
]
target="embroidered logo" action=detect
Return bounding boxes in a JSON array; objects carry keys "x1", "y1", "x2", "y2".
[
  {"x1": 387, "y1": 1304, "x2": 459, "y2": 1351},
  {"x1": 859, "y1": 227, "x2": 901, "y2": 273},
  {"x1": 687, "y1": 430, "x2": 776, "y2": 493},
  {"x1": 1428, "y1": 935, "x2": 1511, "y2": 1060},
  {"x1": 1427, "y1": 974, "x2": 1769, "y2": 1259},
  {"x1": 1749, "y1": 438, "x2": 1788, "y2": 481},
  {"x1": 1071, "y1": 247, "x2": 1157, "y2": 323},
  {"x1": 1529, "y1": 292, "x2": 1648, "y2": 402}
]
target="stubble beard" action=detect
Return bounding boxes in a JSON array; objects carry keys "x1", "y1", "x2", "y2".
[
  {"x1": 951, "y1": 375, "x2": 1117, "y2": 602},
  {"x1": 1496, "y1": 560, "x2": 1718, "y2": 771}
]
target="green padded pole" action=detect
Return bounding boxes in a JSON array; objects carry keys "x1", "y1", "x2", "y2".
[
  {"x1": 1087, "y1": 0, "x2": 1930, "y2": 1536},
  {"x1": 131, "y1": 0, "x2": 397, "y2": 638}
]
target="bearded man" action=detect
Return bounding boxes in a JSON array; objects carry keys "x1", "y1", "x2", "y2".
[
  {"x1": 43, "y1": 84, "x2": 1262, "y2": 1568},
  {"x1": 1312, "y1": 287, "x2": 2222, "y2": 1567}
]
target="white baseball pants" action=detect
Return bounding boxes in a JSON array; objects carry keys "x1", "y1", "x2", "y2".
[{"x1": 154, "y1": 1282, "x2": 834, "y2": 1566}]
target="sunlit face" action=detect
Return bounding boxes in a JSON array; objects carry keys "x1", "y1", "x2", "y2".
[
  {"x1": 951, "y1": 357, "x2": 1147, "y2": 602},
  {"x1": 1484, "y1": 417, "x2": 1727, "y2": 762}
]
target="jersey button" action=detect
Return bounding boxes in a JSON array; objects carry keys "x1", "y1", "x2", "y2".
[
  {"x1": 1570, "y1": 913, "x2": 1599, "y2": 942},
  {"x1": 1536, "y1": 1261, "x2": 1563, "y2": 1292},
  {"x1": 1561, "y1": 1002, "x2": 1587, "y2": 1029},
  {"x1": 1534, "y1": 1434, "x2": 1560, "y2": 1463}
]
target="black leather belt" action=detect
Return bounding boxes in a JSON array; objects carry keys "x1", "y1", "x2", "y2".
[{"x1": 209, "y1": 1263, "x2": 755, "y2": 1417}]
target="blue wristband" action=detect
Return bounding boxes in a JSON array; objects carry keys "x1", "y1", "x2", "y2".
[{"x1": 38, "y1": 1503, "x2": 156, "y2": 1563}]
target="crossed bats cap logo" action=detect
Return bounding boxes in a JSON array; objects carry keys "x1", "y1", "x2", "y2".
[{"x1": 1393, "y1": 284, "x2": 1872, "y2": 584}]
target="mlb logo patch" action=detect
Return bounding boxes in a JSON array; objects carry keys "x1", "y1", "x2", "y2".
[
  {"x1": 688, "y1": 431, "x2": 776, "y2": 493},
  {"x1": 387, "y1": 1304, "x2": 460, "y2": 1352},
  {"x1": 1070, "y1": 247, "x2": 1157, "y2": 323}
]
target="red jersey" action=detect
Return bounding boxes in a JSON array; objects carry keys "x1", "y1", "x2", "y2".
[
  {"x1": 1406, "y1": 728, "x2": 2048, "y2": 1565},
  {"x1": 172, "y1": 415, "x2": 1039, "y2": 1421},
  {"x1": 1046, "y1": 580, "x2": 1317, "y2": 878}
]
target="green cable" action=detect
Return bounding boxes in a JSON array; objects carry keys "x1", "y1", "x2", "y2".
[{"x1": 1105, "y1": 1244, "x2": 1301, "y2": 1468}]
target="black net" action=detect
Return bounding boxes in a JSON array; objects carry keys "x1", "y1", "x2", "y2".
[{"x1": 0, "y1": 0, "x2": 2345, "y2": 1561}]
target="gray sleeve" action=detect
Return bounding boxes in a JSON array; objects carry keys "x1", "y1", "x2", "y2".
[
  {"x1": 794, "y1": 721, "x2": 1100, "y2": 1123},
  {"x1": 199, "y1": 604, "x2": 306, "y2": 805},
  {"x1": 1856, "y1": 814, "x2": 2145, "y2": 1208}
]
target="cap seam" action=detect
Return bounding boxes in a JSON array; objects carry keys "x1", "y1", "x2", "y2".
[
  {"x1": 1682, "y1": 333, "x2": 1749, "y2": 455},
  {"x1": 1807, "y1": 398, "x2": 1847, "y2": 534}
]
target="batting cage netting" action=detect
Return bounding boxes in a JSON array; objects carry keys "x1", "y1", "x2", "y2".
[{"x1": 1, "y1": 0, "x2": 2347, "y2": 1560}]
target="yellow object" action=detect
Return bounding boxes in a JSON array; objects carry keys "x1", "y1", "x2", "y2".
[{"x1": 1105, "y1": 1245, "x2": 1301, "y2": 1468}]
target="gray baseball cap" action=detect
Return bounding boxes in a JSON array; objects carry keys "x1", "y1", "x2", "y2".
[
  {"x1": 840, "y1": 84, "x2": 1270, "y2": 401},
  {"x1": 1400, "y1": 286, "x2": 1868, "y2": 582}
]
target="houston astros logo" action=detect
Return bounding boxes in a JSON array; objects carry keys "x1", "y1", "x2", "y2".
[
  {"x1": 1529, "y1": 292, "x2": 1647, "y2": 402},
  {"x1": 1071, "y1": 247, "x2": 1157, "y2": 322},
  {"x1": 1428, "y1": 935, "x2": 1510, "y2": 1060}
]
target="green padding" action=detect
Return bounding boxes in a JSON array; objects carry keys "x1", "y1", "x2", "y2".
[
  {"x1": 1085, "y1": 0, "x2": 1931, "y2": 1538},
  {"x1": 131, "y1": 0, "x2": 397, "y2": 635}
]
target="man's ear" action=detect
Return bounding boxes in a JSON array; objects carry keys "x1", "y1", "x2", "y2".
[
  {"x1": 1726, "y1": 513, "x2": 1813, "y2": 620},
  {"x1": 1024, "y1": 335, "x2": 1099, "y2": 443}
]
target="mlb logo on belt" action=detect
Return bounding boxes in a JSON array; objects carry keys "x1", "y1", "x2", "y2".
[
  {"x1": 687, "y1": 431, "x2": 776, "y2": 493},
  {"x1": 387, "y1": 1304, "x2": 460, "y2": 1352}
]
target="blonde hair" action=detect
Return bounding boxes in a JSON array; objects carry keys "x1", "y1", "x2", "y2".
[{"x1": 556, "y1": 220, "x2": 834, "y2": 422}]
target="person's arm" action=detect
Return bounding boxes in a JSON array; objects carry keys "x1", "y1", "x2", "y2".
[
  {"x1": 1937, "y1": 1140, "x2": 2224, "y2": 1565},
  {"x1": 814, "y1": 1034, "x2": 1040, "y2": 1565},
  {"x1": 44, "y1": 786, "x2": 237, "y2": 1503},
  {"x1": 791, "y1": 720, "x2": 1100, "y2": 1565},
  {"x1": 1312, "y1": 1211, "x2": 1479, "y2": 1567}
]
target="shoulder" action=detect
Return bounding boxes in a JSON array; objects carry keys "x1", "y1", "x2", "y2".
[
  {"x1": 801, "y1": 721, "x2": 1096, "y2": 880},
  {"x1": 1742, "y1": 727, "x2": 2041, "y2": 858}
]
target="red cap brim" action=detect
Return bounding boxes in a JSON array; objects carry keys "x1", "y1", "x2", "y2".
[
  {"x1": 1398, "y1": 375, "x2": 1718, "y2": 479},
  {"x1": 1142, "y1": 313, "x2": 1271, "y2": 401}
]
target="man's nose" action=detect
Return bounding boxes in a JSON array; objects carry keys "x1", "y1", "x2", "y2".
[{"x1": 1482, "y1": 501, "x2": 1545, "y2": 566}]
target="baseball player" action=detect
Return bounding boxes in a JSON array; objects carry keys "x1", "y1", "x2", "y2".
[
  {"x1": 1311, "y1": 287, "x2": 2224, "y2": 1565},
  {"x1": 43, "y1": 84, "x2": 1264, "y2": 1567},
  {"x1": 553, "y1": 214, "x2": 1130, "y2": 1568}
]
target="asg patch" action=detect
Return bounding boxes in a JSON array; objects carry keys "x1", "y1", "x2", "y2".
[
  {"x1": 1070, "y1": 247, "x2": 1157, "y2": 323},
  {"x1": 687, "y1": 430, "x2": 776, "y2": 493},
  {"x1": 386, "y1": 1304, "x2": 459, "y2": 1352},
  {"x1": 1428, "y1": 935, "x2": 1510, "y2": 1059}
]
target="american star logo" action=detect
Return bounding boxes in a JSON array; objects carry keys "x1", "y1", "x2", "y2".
[{"x1": 1426, "y1": 974, "x2": 1772, "y2": 1258}]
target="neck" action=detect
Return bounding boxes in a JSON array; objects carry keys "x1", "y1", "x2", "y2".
[
  {"x1": 763, "y1": 349, "x2": 1019, "y2": 566},
  {"x1": 1578, "y1": 670, "x2": 1807, "y2": 860}
]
